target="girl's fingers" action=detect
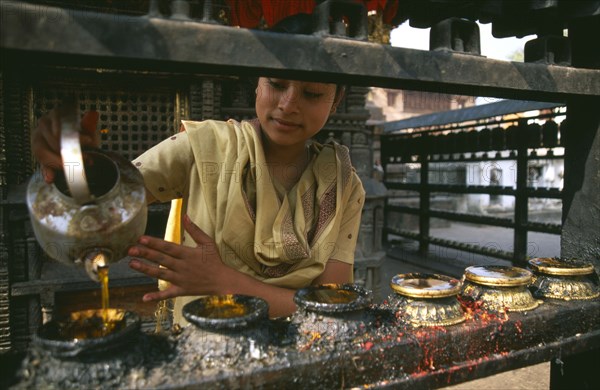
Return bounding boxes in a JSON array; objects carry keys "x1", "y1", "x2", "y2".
[
  {"x1": 49, "y1": 109, "x2": 62, "y2": 139},
  {"x1": 135, "y1": 235, "x2": 187, "y2": 259},
  {"x1": 32, "y1": 108, "x2": 102, "y2": 185},
  {"x1": 80, "y1": 111, "x2": 99, "y2": 134},
  {"x1": 40, "y1": 109, "x2": 99, "y2": 152},
  {"x1": 128, "y1": 245, "x2": 179, "y2": 270},
  {"x1": 32, "y1": 134, "x2": 62, "y2": 168},
  {"x1": 42, "y1": 167, "x2": 56, "y2": 184},
  {"x1": 31, "y1": 129, "x2": 62, "y2": 183},
  {"x1": 141, "y1": 286, "x2": 182, "y2": 302},
  {"x1": 38, "y1": 114, "x2": 61, "y2": 153},
  {"x1": 129, "y1": 259, "x2": 177, "y2": 282},
  {"x1": 80, "y1": 111, "x2": 100, "y2": 147}
]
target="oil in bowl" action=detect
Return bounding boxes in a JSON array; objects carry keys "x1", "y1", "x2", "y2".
[{"x1": 34, "y1": 308, "x2": 141, "y2": 358}]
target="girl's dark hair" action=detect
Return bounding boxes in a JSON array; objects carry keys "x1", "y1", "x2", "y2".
[{"x1": 269, "y1": 14, "x2": 346, "y2": 104}]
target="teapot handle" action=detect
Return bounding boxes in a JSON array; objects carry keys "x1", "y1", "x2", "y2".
[{"x1": 59, "y1": 98, "x2": 94, "y2": 204}]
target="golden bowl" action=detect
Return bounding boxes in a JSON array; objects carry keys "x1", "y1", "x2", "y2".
[
  {"x1": 460, "y1": 266, "x2": 542, "y2": 312},
  {"x1": 182, "y1": 295, "x2": 269, "y2": 331},
  {"x1": 292, "y1": 284, "x2": 375, "y2": 348},
  {"x1": 528, "y1": 257, "x2": 600, "y2": 300},
  {"x1": 294, "y1": 283, "x2": 372, "y2": 314},
  {"x1": 389, "y1": 273, "x2": 466, "y2": 327}
]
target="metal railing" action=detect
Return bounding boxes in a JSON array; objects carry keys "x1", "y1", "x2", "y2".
[{"x1": 381, "y1": 106, "x2": 566, "y2": 266}]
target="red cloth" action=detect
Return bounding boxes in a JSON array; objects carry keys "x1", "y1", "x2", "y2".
[
  {"x1": 382, "y1": 0, "x2": 399, "y2": 25},
  {"x1": 261, "y1": 0, "x2": 316, "y2": 26},
  {"x1": 225, "y1": 0, "x2": 262, "y2": 28},
  {"x1": 363, "y1": 0, "x2": 399, "y2": 25},
  {"x1": 225, "y1": 0, "x2": 399, "y2": 28},
  {"x1": 226, "y1": 0, "x2": 316, "y2": 28}
]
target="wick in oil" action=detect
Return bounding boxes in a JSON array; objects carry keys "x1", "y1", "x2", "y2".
[
  {"x1": 309, "y1": 288, "x2": 359, "y2": 304},
  {"x1": 203, "y1": 296, "x2": 247, "y2": 318}
]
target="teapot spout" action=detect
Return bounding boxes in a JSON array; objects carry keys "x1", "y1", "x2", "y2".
[{"x1": 82, "y1": 250, "x2": 112, "y2": 282}]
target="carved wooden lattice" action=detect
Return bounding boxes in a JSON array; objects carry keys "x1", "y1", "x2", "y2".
[{"x1": 34, "y1": 82, "x2": 179, "y2": 162}]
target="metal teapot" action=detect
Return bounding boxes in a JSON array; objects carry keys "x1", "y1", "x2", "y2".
[{"x1": 27, "y1": 101, "x2": 147, "y2": 281}]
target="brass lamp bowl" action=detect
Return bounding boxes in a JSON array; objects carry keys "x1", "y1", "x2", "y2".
[
  {"x1": 528, "y1": 257, "x2": 600, "y2": 300},
  {"x1": 460, "y1": 266, "x2": 542, "y2": 313},
  {"x1": 292, "y1": 284, "x2": 374, "y2": 349},
  {"x1": 182, "y1": 294, "x2": 269, "y2": 331},
  {"x1": 389, "y1": 273, "x2": 466, "y2": 327},
  {"x1": 179, "y1": 295, "x2": 271, "y2": 366},
  {"x1": 294, "y1": 283, "x2": 372, "y2": 314},
  {"x1": 33, "y1": 309, "x2": 140, "y2": 358}
]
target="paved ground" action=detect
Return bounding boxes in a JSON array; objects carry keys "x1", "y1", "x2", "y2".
[
  {"x1": 376, "y1": 221, "x2": 559, "y2": 390},
  {"x1": 441, "y1": 362, "x2": 550, "y2": 390}
]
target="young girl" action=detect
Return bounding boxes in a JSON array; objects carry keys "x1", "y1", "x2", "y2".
[{"x1": 32, "y1": 77, "x2": 365, "y2": 322}]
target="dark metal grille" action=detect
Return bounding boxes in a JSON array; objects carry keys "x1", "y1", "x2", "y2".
[{"x1": 33, "y1": 81, "x2": 179, "y2": 162}]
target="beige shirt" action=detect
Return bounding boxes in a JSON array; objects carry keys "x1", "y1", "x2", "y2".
[{"x1": 133, "y1": 119, "x2": 365, "y2": 320}]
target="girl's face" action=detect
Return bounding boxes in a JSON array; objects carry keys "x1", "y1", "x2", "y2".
[{"x1": 255, "y1": 78, "x2": 339, "y2": 148}]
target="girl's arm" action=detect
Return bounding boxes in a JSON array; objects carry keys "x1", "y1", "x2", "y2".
[
  {"x1": 312, "y1": 260, "x2": 353, "y2": 286},
  {"x1": 220, "y1": 259, "x2": 352, "y2": 317}
]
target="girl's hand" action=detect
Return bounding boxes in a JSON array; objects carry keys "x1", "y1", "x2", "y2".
[
  {"x1": 31, "y1": 108, "x2": 100, "y2": 183},
  {"x1": 128, "y1": 215, "x2": 231, "y2": 302}
]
